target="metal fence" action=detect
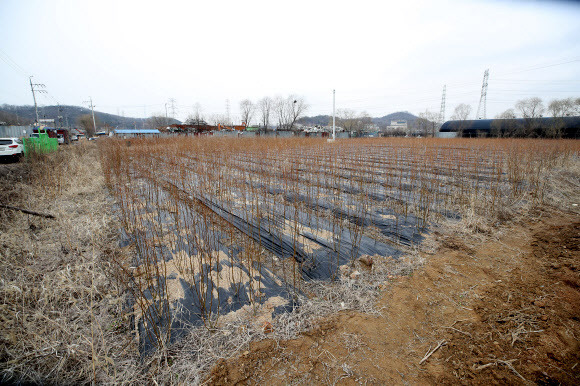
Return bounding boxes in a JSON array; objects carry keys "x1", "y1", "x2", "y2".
[{"x1": 0, "y1": 126, "x2": 33, "y2": 138}]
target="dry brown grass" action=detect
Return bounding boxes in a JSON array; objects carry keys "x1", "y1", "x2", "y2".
[{"x1": 0, "y1": 143, "x2": 142, "y2": 384}]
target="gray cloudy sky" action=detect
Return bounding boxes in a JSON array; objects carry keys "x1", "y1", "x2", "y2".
[{"x1": 1, "y1": 0, "x2": 579, "y2": 122}]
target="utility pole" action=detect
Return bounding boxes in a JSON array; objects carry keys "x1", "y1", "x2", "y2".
[
  {"x1": 57, "y1": 104, "x2": 63, "y2": 130},
  {"x1": 84, "y1": 97, "x2": 97, "y2": 135},
  {"x1": 332, "y1": 89, "x2": 336, "y2": 141},
  {"x1": 29, "y1": 76, "x2": 46, "y2": 124}
]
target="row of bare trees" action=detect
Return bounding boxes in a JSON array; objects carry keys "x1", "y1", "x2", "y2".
[
  {"x1": 415, "y1": 110, "x2": 440, "y2": 137},
  {"x1": 239, "y1": 96, "x2": 308, "y2": 130},
  {"x1": 334, "y1": 109, "x2": 373, "y2": 136},
  {"x1": 179, "y1": 96, "x2": 308, "y2": 131},
  {"x1": 492, "y1": 97, "x2": 580, "y2": 137},
  {"x1": 451, "y1": 97, "x2": 580, "y2": 124}
]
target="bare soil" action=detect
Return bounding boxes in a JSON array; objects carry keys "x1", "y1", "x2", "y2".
[{"x1": 208, "y1": 208, "x2": 580, "y2": 385}]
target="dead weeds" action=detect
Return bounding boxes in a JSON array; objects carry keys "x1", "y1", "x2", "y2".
[{"x1": 0, "y1": 143, "x2": 141, "y2": 384}]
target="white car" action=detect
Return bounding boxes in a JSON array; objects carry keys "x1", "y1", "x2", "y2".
[{"x1": 0, "y1": 138, "x2": 24, "y2": 160}]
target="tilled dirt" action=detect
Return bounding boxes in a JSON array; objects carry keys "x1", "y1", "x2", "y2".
[{"x1": 208, "y1": 209, "x2": 579, "y2": 385}]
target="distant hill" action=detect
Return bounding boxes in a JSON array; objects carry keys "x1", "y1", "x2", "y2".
[
  {"x1": 298, "y1": 112, "x2": 418, "y2": 128},
  {"x1": 297, "y1": 115, "x2": 332, "y2": 126},
  {"x1": 0, "y1": 104, "x2": 180, "y2": 129},
  {"x1": 372, "y1": 112, "x2": 418, "y2": 127}
]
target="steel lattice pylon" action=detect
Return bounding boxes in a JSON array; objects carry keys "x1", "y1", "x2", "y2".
[
  {"x1": 439, "y1": 85, "x2": 446, "y2": 124},
  {"x1": 476, "y1": 69, "x2": 489, "y2": 120}
]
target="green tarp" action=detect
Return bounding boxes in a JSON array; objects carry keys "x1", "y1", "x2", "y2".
[{"x1": 23, "y1": 133, "x2": 58, "y2": 154}]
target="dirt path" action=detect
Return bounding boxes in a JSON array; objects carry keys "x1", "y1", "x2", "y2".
[{"x1": 209, "y1": 208, "x2": 579, "y2": 385}]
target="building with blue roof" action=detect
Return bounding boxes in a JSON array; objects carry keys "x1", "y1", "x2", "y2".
[{"x1": 113, "y1": 129, "x2": 161, "y2": 138}]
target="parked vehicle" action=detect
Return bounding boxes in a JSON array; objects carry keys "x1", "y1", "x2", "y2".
[
  {"x1": 71, "y1": 135, "x2": 79, "y2": 141},
  {"x1": 33, "y1": 127, "x2": 71, "y2": 144},
  {"x1": 0, "y1": 138, "x2": 24, "y2": 161}
]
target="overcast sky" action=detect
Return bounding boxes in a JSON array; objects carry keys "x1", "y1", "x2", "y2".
[{"x1": 1, "y1": 0, "x2": 579, "y2": 122}]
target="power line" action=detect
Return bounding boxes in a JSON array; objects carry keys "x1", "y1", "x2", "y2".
[
  {"x1": 0, "y1": 48, "x2": 29, "y2": 79},
  {"x1": 496, "y1": 58, "x2": 580, "y2": 76}
]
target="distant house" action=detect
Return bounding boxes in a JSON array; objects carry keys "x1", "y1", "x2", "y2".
[
  {"x1": 163, "y1": 123, "x2": 215, "y2": 134},
  {"x1": 385, "y1": 120, "x2": 408, "y2": 132}
]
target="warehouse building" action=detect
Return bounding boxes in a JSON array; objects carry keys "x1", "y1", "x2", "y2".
[{"x1": 439, "y1": 116, "x2": 580, "y2": 138}]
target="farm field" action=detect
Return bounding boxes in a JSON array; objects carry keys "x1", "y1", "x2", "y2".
[
  {"x1": 100, "y1": 137, "x2": 578, "y2": 355},
  {"x1": 0, "y1": 138, "x2": 578, "y2": 384}
]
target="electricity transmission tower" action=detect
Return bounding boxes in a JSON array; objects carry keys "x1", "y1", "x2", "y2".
[
  {"x1": 29, "y1": 76, "x2": 46, "y2": 124},
  {"x1": 226, "y1": 99, "x2": 230, "y2": 125},
  {"x1": 476, "y1": 69, "x2": 489, "y2": 120},
  {"x1": 439, "y1": 85, "x2": 446, "y2": 124},
  {"x1": 168, "y1": 98, "x2": 177, "y2": 118}
]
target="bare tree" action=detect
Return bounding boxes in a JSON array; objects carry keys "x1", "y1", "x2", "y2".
[
  {"x1": 450, "y1": 104, "x2": 472, "y2": 137},
  {"x1": 145, "y1": 115, "x2": 172, "y2": 130},
  {"x1": 515, "y1": 97, "x2": 544, "y2": 137},
  {"x1": 497, "y1": 108, "x2": 516, "y2": 120},
  {"x1": 356, "y1": 111, "x2": 373, "y2": 136},
  {"x1": 337, "y1": 108, "x2": 357, "y2": 132},
  {"x1": 287, "y1": 96, "x2": 308, "y2": 131},
  {"x1": 185, "y1": 103, "x2": 205, "y2": 125},
  {"x1": 273, "y1": 95, "x2": 308, "y2": 131},
  {"x1": 78, "y1": 114, "x2": 98, "y2": 137},
  {"x1": 451, "y1": 104, "x2": 472, "y2": 121},
  {"x1": 257, "y1": 97, "x2": 273, "y2": 130},
  {"x1": 239, "y1": 99, "x2": 254, "y2": 127},
  {"x1": 417, "y1": 110, "x2": 439, "y2": 137},
  {"x1": 208, "y1": 113, "x2": 228, "y2": 127},
  {"x1": 336, "y1": 109, "x2": 374, "y2": 136},
  {"x1": 516, "y1": 97, "x2": 544, "y2": 119},
  {"x1": 490, "y1": 109, "x2": 517, "y2": 137},
  {"x1": 273, "y1": 96, "x2": 286, "y2": 130},
  {"x1": 548, "y1": 97, "x2": 575, "y2": 118},
  {"x1": 547, "y1": 98, "x2": 576, "y2": 138}
]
